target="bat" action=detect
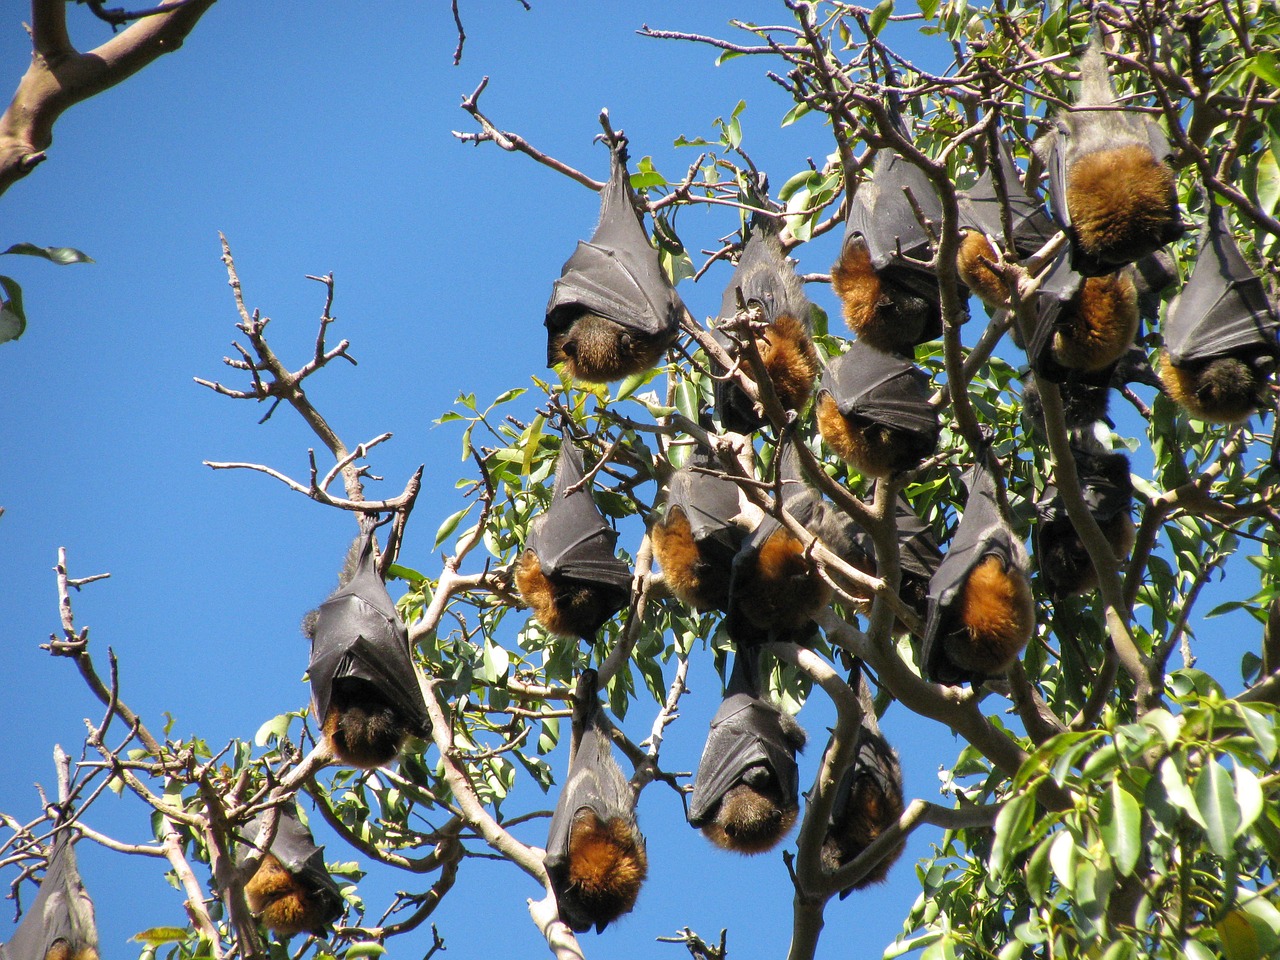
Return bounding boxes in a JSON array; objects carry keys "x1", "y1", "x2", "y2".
[
  {"x1": 815, "y1": 338, "x2": 940, "y2": 478},
  {"x1": 308, "y1": 531, "x2": 431, "y2": 770},
  {"x1": 239, "y1": 804, "x2": 344, "y2": 937},
  {"x1": 957, "y1": 133, "x2": 1058, "y2": 311},
  {"x1": 515, "y1": 432, "x2": 634, "y2": 639},
  {"x1": 651, "y1": 445, "x2": 750, "y2": 612},
  {"x1": 1028, "y1": 248, "x2": 1140, "y2": 382},
  {"x1": 832, "y1": 149, "x2": 966, "y2": 353},
  {"x1": 922, "y1": 457, "x2": 1035, "y2": 686},
  {"x1": 1020, "y1": 369, "x2": 1111, "y2": 436},
  {"x1": 1035, "y1": 450, "x2": 1134, "y2": 598},
  {"x1": 727, "y1": 442, "x2": 832, "y2": 638},
  {"x1": 545, "y1": 139, "x2": 684, "y2": 383},
  {"x1": 712, "y1": 222, "x2": 820, "y2": 432},
  {"x1": 689, "y1": 647, "x2": 807, "y2": 854},
  {"x1": 1, "y1": 836, "x2": 97, "y2": 960},
  {"x1": 1159, "y1": 204, "x2": 1280, "y2": 423},
  {"x1": 891, "y1": 495, "x2": 944, "y2": 622},
  {"x1": 1036, "y1": 30, "x2": 1184, "y2": 276},
  {"x1": 1133, "y1": 250, "x2": 1178, "y2": 325},
  {"x1": 544, "y1": 670, "x2": 647, "y2": 933},
  {"x1": 820, "y1": 665, "x2": 905, "y2": 897}
]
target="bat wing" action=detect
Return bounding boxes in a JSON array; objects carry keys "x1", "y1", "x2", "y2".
[
  {"x1": 1133, "y1": 250, "x2": 1178, "y2": 324},
  {"x1": 921, "y1": 461, "x2": 1022, "y2": 682},
  {"x1": 716, "y1": 224, "x2": 811, "y2": 327},
  {"x1": 824, "y1": 341, "x2": 937, "y2": 437},
  {"x1": 1164, "y1": 206, "x2": 1280, "y2": 363},
  {"x1": 242, "y1": 806, "x2": 344, "y2": 923},
  {"x1": 527, "y1": 435, "x2": 634, "y2": 594},
  {"x1": 1029, "y1": 248, "x2": 1086, "y2": 382},
  {"x1": 309, "y1": 534, "x2": 430, "y2": 735},
  {"x1": 2, "y1": 837, "x2": 96, "y2": 960},
  {"x1": 666, "y1": 448, "x2": 747, "y2": 557},
  {"x1": 894, "y1": 495, "x2": 942, "y2": 581},
  {"x1": 849, "y1": 151, "x2": 942, "y2": 269},
  {"x1": 545, "y1": 144, "x2": 684, "y2": 342},
  {"x1": 959, "y1": 135, "x2": 1056, "y2": 256},
  {"x1": 1043, "y1": 121, "x2": 1072, "y2": 235}
]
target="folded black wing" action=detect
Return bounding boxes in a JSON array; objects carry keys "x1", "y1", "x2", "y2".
[
  {"x1": 240, "y1": 805, "x2": 344, "y2": 926},
  {"x1": 959, "y1": 135, "x2": 1056, "y2": 256},
  {"x1": 848, "y1": 150, "x2": 942, "y2": 270},
  {"x1": 1164, "y1": 205, "x2": 1280, "y2": 364},
  {"x1": 1028, "y1": 248, "x2": 1087, "y2": 382},
  {"x1": 893, "y1": 495, "x2": 943, "y2": 582},
  {"x1": 1, "y1": 836, "x2": 97, "y2": 960},
  {"x1": 545, "y1": 142, "x2": 685, "y2": 345},
  {"x1": 822, "y1": 339, "x2": 937, "y2": 438},
  {"x1": 665, "y1": 446, "x2": 746, "y2": 558},
  {"x1": 527, "y1": 434, "x2": 634, "y2": 598},
  {"x1": 308, "y1": 531, "x2": 430, "y2": 736}
]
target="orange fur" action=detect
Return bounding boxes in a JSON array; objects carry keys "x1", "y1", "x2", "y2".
[
  {"x1": 246, "y1": 854, "x2": 333, "y2": 937},
  {"x1": 515, "y1": 550, "x2": 617, "y2": 638},
  {"x1": 831, "y1": 240, "x2": 893, "y2": 344},
  {"x1": 1051, "y1": 271, "x2": 1139, "y2": 372},
  {"x1": 944, "y1": 555, "x2": 1035, "y2": 676},
  {"x1": 957, "y1": 230, "x2": 1008, "y2": 310},
  {"x1": 759, "y1": 314, "x2": 820, "y2": 411},
  {"x1": 816, "y1": 394, "x2": 932, "y2": 477},
  {"x1": 702, "y1": 783, "x2": 799, "y2": 854},
  {"x1": 735, "y1": 528, "x2": 832, "y2": 631},
  {"x1": 1158, "y1": 349, "x2": 1266, "y2": 423},
  {"x1": 564, "y1": 811, "x2": 648, "y2": 927},
  {"x1": 1066, "y1": 146, "x2": 1178, "y2": 266},
  {"x1": 44, "y1": 943, "x2": 98, "y2": 960},
  {"x1": 550, "y1": 312, "x2": 672, "y2": 383},
  {"x1": 821, "y1": 748, "x2": 906, "y2": 889},
  {"x1": 652, "y1": 509, "x2": 729, "y2": 611}
]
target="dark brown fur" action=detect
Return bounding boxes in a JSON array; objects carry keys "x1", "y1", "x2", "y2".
[
  {"x1": 651, "y1": 509, "x2": 732, "y2": 612},
  {"x1": 1038, "y1": 512, "x2": 1136, "y2": 598},
  {"x1": 322, "y1": 677, "x2": 408, "y2": 769},
  {"x1": 816, "y1": 394, "x2": 936, "y2": 477},
  {"x1": 44, "y1": 943, "x2": 98, "y2": 960},
  {"x1": 821, "y1": 740, "x2": 906, "y2": 890},
  {"x1": 942, "y1": 555, "x2": 1035, "y2": 677},
  {"x1": 957, "y1": 230, "x2": 1007, "y2": 310},
  {"x1": 549, "y1": 312, "x2": 673, "y2": 383},
  {"x1": 1158, "y1": 350, "x2": 1270, "y2": 423},
  {"x1": 562, "y1": 810, "x2": 648, "y2": 928},
  {"x1": 245, "y1": 854, "x2": 334, "y2": 937},
  {"x1": 702, "y1": 713, "x2": 806, "y2": 854},
  {"x1": 1051, "y1": 270, "x2": 1139, "y2": 372},
  {"x1": 515, "y1": 550, "x2": 619, "y2": 639},
  {"x1": 1066, "y1": 145, "x2": 1178, "y2": 268},
  {"x1": 758, "y1": 314, "x2": 820, "y2": 412},
  {"x1": 734, "y1": 528, "x2": 832, "y2": 631}
]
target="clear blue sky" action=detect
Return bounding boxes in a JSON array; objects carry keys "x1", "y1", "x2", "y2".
[{"x1": 0, "y1": 3, "x2": 1262, "y2": 959}]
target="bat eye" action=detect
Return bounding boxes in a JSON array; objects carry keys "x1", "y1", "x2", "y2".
[
  {"x1": 561, "y1": 339, "x2": 578, "y2": 358},
  {"x1": 618, "y1": 331, "x2": 634, "y2": 350}
]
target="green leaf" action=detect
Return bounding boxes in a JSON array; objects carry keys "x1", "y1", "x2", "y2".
[
  {"x1": 919, "y1": 0, "x2": 939, "y2": 16},
  {"x1": 869, "y1": 0, "x2": 894, "y2": 35},
  {"x1": 385, "y1": 562, "x2": 426, "y2": 586},
  {"x1": 990, "y1": 791, "x2": 1035, "y2": 876},
  {"x1": 1234, "y1": 703, "x2": 1277, "y2": 763},
  {"x1": 1232, "y1": 764, "x2": 1264, "y2": 836},
  {"x1": 1159, "y1": 756, "x2": 1204, "y2": 827},
  {"x1": 780, "y1": 101, "x2": 812, "y2": 127},
  {"x1": 132, "y1": 928, "x2": 191, "y2": 944},
  {"x1": 1, "y1": 243, "x2": 94, "y2": 264},
  {"x1": 1183, "y1": 940, "x2": 1219, "y2": 960},
  {"x1": 254, "y1": 713, "x2": 293, "y2": 746},
  {"x1": 434, "y1": 505, "x2": 474, "y2": 550},
  {"x1": 1099, "y1": 779, "x2": 1142, "y2": 876},
  {"x1": 344, "y1": 944, "x2": 387, "y2": 958},
  {"x1": 1195, "y1": 759, "x2": 1241, "y2": 859},
  {"x1": 1245, "y1": 53, "x2": 1280, "y2": 88},
  {"x1": 1048, "y1": 830, "x2": 1077, "y2": 894},
  {"x1": 480, "y1": 641, "x2": 510, "y2": 684},
  {"x1": 715, "y1": 49, "x2": 744, "y2": 65},
  {"x1": 1257, "y1": 151, "x2": 1280, "y2": 218},
  {"x1": 1217, "y1": 909, "x2": 1260, "y2": 960},
  {"x1": 0, "y1": 275, "x2": 25, "y2": 344}
]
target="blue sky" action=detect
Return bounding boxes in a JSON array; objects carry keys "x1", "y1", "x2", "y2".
[{"x1": 0, "y1": 3, "x2": 1264, "y2": 959}]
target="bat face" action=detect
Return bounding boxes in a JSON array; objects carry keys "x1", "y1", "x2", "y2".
[
  {"x1": 822, "y1": 728, "x2": 906, "y2": 895},
  {"x1": 239, "y1": 807, "x2": 344, "y2": 938},
  {"x1": 308, "y1": 533, "x2": 430, "y2": 770},
  {"x1": 519, "y1": 436, "x2": 633, "y2": 638},
  {"x1": 1159, "y1": 351, "x2": 1277, "y2": 424},
  {"x1": 545, "y1": 670, "x2": 646, "y2": 933},
  {"x1": 922, "y1": 461, "x2": 1035, "y2": 685},
  {"x1": 1, "y1": 838, "x2": 97, "y2": 960},
  {"x1": 545, "y1": 142, "x2": 684, "y2": 382},
  {"x1": 690, "y1": 653, "x2": 807, "y2": 855}
]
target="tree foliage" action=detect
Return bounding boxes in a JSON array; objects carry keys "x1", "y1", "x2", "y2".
[{"x1": 4, "y1": 2, "x2": 1280, "y2": 960}]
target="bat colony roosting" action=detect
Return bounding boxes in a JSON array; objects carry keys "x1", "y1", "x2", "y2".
[{"x1": 8, "y1": 19, "x2": 1278, "y2": 956}]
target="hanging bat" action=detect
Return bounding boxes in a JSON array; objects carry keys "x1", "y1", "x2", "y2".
[
  {"x1": 1159, "y1": 204, "x2": 1280, "y2": 423},
  {"x1": 957, "y1": 133, "x2": 1058, "y2": 311},
  {"x1": 727, "y1": 441, "x2": 832, "y2": 638},
  {"x1": 516, "y1": 432, "x2": 634, "y2": 639},
  {"x1": 1020, "y1": 368, "x2": 1111, "y2": 437},
  {"x1": 544, "y1": 669, "x2": 647, "y2": 933},
  {"x1": 690, "y1": 647, "x2": 807, "y2": 854},
  {"x1": 1035, "y1": 450, "x2": 1134, "y2": 598},
  {"x1": 712, "y1": 222, "x2": 820, "y2": 432},
  {"x1": 922, "y1": 457, "x2": 1035, "y2": 686},
  {"x1": 832, "y1": 149, "x2": 965, "y2": 353},
  {"x1": 651, "y1": 445, "x2": 750, "y2": 612},
  {"x1": 1133, "y1": 250, "x2": 1178, "y2": 325},
  {"x1": 239, "y1": 804, "x2": 344, "y2": 938},
  {"x1": 820, "y1": 665, "x2": 905, "y2": 897},
  {"x1": 545, "y1": 138, "x2": 684, "y2": 382},
  {"x1": 1036, "y1": 30, "x2": 1184, "y2": 276},
  {"x1": 1028, "y1": 249, "x2": 1140, "y2": 382},
  {"x1": 1, "y1": 836, "x2": 97, "y2": 960},
  {"x1": 816, "y1": 338, "x2": 940, "y2": 478},
  {"x1": 307, "y1": 530, "x2": 431, "y2": 770}
]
